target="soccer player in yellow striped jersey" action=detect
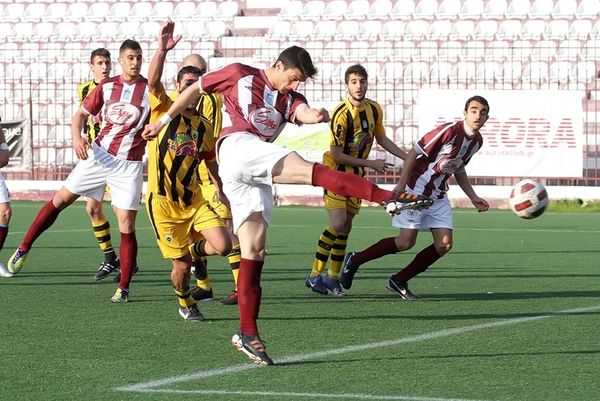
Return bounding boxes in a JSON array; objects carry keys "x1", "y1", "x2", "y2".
[
  {"x1": 146, "y1": 21, "x2": 231, "y2": 321},
  {"x1": 76, "y1": 48, "x2": 122, "y2": 281},
  {"x1": 177, "y1": 54, "x2": 241, "y2": 306},
  {"x1": 306, "y1": 64, "x2": 408, "y2": 296}
]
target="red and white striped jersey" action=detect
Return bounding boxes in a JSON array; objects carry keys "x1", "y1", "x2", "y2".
[
  {"x1": 409, "y1": 121, "x2": 483, "y2": 199},
  {"x1": 82, "y1": 75, "x2": 150, "y2": 161},
  {"x1": 199, "y1": 63, "x2": 308, "y2": 143}
]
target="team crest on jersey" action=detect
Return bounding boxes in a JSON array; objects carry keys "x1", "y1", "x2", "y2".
[
  {"x1": 351, "y1": 131, "x2": 373, "y2": 152},
  {"x1": 168, "y1": 131, "x2": 200, "y2": 159},
  {"x1": 106, "y1": 102, "x2": 141, "y2": 125},
  {"x1": 264, "y1": 91, "x2": 276, "y2": 107},
  {"x1": 249, "y1": 107, "x2": 284, "y2": 140},
  {"x1": 165, "y1": 233, "x2": 173, "y2": 243}
]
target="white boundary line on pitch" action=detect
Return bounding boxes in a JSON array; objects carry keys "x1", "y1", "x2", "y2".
[{"x1": 114, "y1": 304, "x2": 600, "y2": 400}]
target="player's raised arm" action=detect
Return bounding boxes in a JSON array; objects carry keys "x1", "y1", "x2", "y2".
[
  {"x1": 148, "y1": 20, "x2": 181, "y2": 96},
  {"x1": 142, "y1": 81, "x2": 203, "y2": 140}
]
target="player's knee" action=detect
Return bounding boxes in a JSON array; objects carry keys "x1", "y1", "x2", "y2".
[
  {"x1": 0, "y1": 206, "x2": 12, "y2": 222},
  {"x1": 435, "y1": 241, "x2": 452, "y2": 255},
  {"x1": 394, "y1": 237, "x2": 416, "y2": 251}
]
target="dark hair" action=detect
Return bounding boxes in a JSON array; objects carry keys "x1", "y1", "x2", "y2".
[
  {"x1": 177, "y1": 66, "x2": 203, "y2": 83},
  {"x1": 90, "y1": 48, "x2": 110, "y2": 64},
  {"x1": 275, "y1": 46, "x2": 318, "y2": 79},
  {"x1": 464, "y1": 95, "x2": 490, "y2": 113},
  {"x1": 119, "y1": 39, "x2": 142, "y2": 55},
  {"x1": 344, "y1": 64, "x2": 368, "y2": 84}
]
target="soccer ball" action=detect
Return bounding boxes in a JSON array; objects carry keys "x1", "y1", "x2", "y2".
[{"x1": 508, "y1": 179, "x2": 549, "y2": 219}]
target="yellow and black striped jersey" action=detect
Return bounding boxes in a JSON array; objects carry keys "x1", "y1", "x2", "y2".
[
  {"x1": 77, "y1": 79, "x2": 101, "y2": 142},
  {"x1": 147, "y1": 90, "x2": 217, "y2": 206},
  {"x1": 323, "y1": 98, "x2": 385, "y2": 177},
  {"x1": 196, "y1": 93, "x2": 223, "y2": 186}
]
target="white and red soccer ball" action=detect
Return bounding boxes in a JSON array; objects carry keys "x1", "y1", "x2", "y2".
[{"x1": 509, "y1": 179, "x2": 549, "y2": 219}]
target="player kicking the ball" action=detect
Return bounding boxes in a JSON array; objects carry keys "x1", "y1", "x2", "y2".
[
  {"x1": 340, "y1": 95, "x2": 491, "y2": 299},
  {"x1": 142, "y1": 46, "x2": 432, "y2": 365}
]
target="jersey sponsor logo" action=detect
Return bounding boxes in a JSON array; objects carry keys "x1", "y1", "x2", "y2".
[
  {"x1": 168, "y1": 132, "x2": 200, "y2": 159},
  {"x1": 106, "y1": 102, "x2": 141, "y2": 125},
  {"x1": 249, "y1": 107, "x2": 283, "y2": 140},
  {"x1": 436, "y1": 157, "x2": 463, "y2": 175},
  {"x1": 351, "y1": 131, "x2": 373, "y2": 152}
]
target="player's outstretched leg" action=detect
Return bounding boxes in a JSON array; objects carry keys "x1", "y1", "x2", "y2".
[
  {"x1": 339, "y1": 252, "x2": 360, "y2": 290},
  {"x1": 231, "y1": 332, "x2": 273, "y2": 365},
  {"x1": 382, "y1": 193, "x2": 434, "y2": 215},
  {"x1": 7, "y1": 248, "x2": 28, "y2": 274}
]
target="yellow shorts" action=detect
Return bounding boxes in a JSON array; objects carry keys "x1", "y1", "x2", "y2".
[
  {"x1": 146, "y1": 193, "x2": 225, "y2": 259},
  {"x1": 200, "y1": 183, "x2": 232, "y2": 220},
  {"x1": 323, "y1": 190, "x2": 361, "y2": 215}
]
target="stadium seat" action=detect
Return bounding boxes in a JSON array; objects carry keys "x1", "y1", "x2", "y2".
[
  {"x1": 324, "y1": 40, "x2": 346, "y2": 63},
  {"x1": 24, "y1": 62, "x2": 47, "y2": 82},
  {"x1": 390, "y1": 0, "x2": 415, "y2": 20},
  {"x1": 383, "y1": 62, "x2": 404, "y2": 82},
  {"x1": 380, "y1": 20, "x2": 405, "y2": 40},
  {"x1": 42, "y1": 3, "x2": 67, "y2": 23},
  {"x1": 346, "y1": 0, "x2": 370, "y2": 20},
  {"x1": 52, "y1": 22, "x2": 79, "y2": 44},
  {"x1": 502, "y1": 60, "x2": 523, "y2": 84},
  {"x1": 77, "y1": 22, "x2": 98, "y2": 41},
  {"x1": 522, "y1": 20, "x2": 546, "y2": 40},
  {"x1": 21, "y1": 3, "x2": 46, "y2": 22},
  {"x1": 2, "y1": 3, "x2": 25, "y2": 23},
  {"x1": 549, "y1": 61, "x2": 572, "y2": 85},
  {"x1": 265, "y1": 21, "x2": 291, "y2": 40},
  {"x1": 368, "y1": 40, "x2": 394, "y2": 61},
  {"x1": 214, "y1": 1, "x2": 239, "y2": 19},
  {"x1": 337, "y1": 20, "x2": 360, "y2": 40},
  {"x1": 436, "y1": 0, "x2": 461, "y2": 19},
  {"x1": 460, "y1": 0, "x2": 484, "y2": 18},
  {"x1": 85, "y1": 3, "x2": 110, "y2": 23},
  {"x1": 522, "y1": 61, "x2": 549, "y2": 86},
  {"x1": 413, "y1": 0, "x2": 437, "y2": 19},
  {"x1": 94, "y1": 22, "x2": 120, "y2": 41},
  {"x1": 531, "y1": 40, "x2": 557, "y2": 61},
  {"x1": 569, "y1": 20, "x2": 593, "y2": 40},
  {"x1": 496, "y1": 20, "x2": 522, "y2": 40},
  {"x1": 38, "y1": 42, "x2": 62, "y2": 63},
  {"x1": 368, "y1": 0, "x2": 392, "y2": 19},
  {"x1": 592, "y1": 20, "x2": 600, "y2": 37},
  {"x1": 312, "y1": 21, "x2": 335, "y2": 40},
  {"x1": 106, "y1": 3, "x2": 132, "y2": 22},
  {"x1": 577, "y1": 0, "x2": 600, "y2": 19},
  {"x1": 117, "y1": 21, "x2": 141, "y2": 40},
  {"x1": 279, "y1": 0, "x2": 303, "y2": 20},
  {"x1": 438, "y1": 41, "x2": 462, "y2": 62},
  {"x1": 11, "y1": 22, "x2": 35, "y2": 42},
  {"x1": 15, "y1": 42, "x2": 40, "y2": 62},
  {"x1": 389, "y1": 40, "x2": 415, "y2": 61},
  {"x1": 556, "y1": 39, "x2": 582, "y2": 61},
  {"x1": 580, "y1": 39, "x2": 600, "y2": 61},
  {"x1": 128, "y1": 2, "x2": 153, "y2": 22},
  {"x1": 290, "y1": 20, "x2": 315, "y2": 40},
  {"x1": 31, "y1": 22, "x2": 54, "y2": 41},
  {"x1": 139, "y1": 21, "x2": 161, "y2": 40},
  {"x1": 429, "y1": 61, "x2": 453, "y2": 84},
  {"x1": 506, "y1": 0, "x2": 530, "y2": 18},
  {"x1": 323, "y1": 0, "x2": 347, "y2": 20},
  {"x1": 203, "y1": 21, "x2": 229, "y2": 40},
  {"x1": 412, "y1": 40, "x2": 438, "y2": 61},
  {"x1": 552, "y1": 0, "x2": 577, "y2": 19},
  {"x1": 345, "y1": 40, "x2": 369, "y2": 62},
  {"x1": 64, "y1": 3, "x2": 88, "y2": 22},
  {"x1": 319, "y1": 61, "x2": 335, "y2": 83},
  {"x1": 403, "y1": 62, "x2": 429, "y2": 84},
  {"x1": 450, "y1": 20, "x2": 475, "y2": 40},
  {"x1": 474, "y1": 20, "x2": 498, "y2": 40},
  {"x1": 301, "y1": 0, "x2": 326, "y2": 19},
  {"x1": 358, "y1": 20, "x2": 383, "y2": 39},
  {"x1": 171, "y1": 2, "x2": 196, "y2": 21},
  {"x1": 484, "y1": 0, "x2": 508, "y2": 19},
  {"x1": 511, "y1": 40, "x2": 533, "y2": 60},
  {"x1": 462, "y1": 40, "x2": 485, "y2": 61},
  {"x1": 529, "y1": 0, "x2": 554, "y2": 19},
  {"x1": 429, "y1": 20, "x2": 452, "y2": 39},
  {"x1": 404, "y1": 20, "x2": 429, "y2": 40},
  {"x1": 544, "y1": 20, "x2": 570, "y2": 40},
  {"x1": 475, "y1": 61, "x2": 502, "y2": 84},
  {"x1": 149, "y1": 2, "x2": 174, "y2": 21}
]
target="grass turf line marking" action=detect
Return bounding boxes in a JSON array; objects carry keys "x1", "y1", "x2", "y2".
[
  {"x1": 134, "y1": 388, "x2": 490, "y2": 401},
  {"x1": 114, "y1": 304, "x2": 600, "y2": 397}
]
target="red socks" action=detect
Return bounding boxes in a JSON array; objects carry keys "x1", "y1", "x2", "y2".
[
  {"x1": 237, "y1": 258, "x2": 264, "y2": 336},
  {"x1": 353, "y1": 237, "x2": 398, "y2": 265},
  {"x1": 311, "y1": 163, "x2": 394, "y2": 204},
  {"x1": 21, "y1": 201, "x2": 61, "y2": 252},
  {"x1": 392, "y1": 244, "x2": 441, "y2": 283},
  {"x1": 118, "y1": 232, "x2": 137, "y2": 290}
]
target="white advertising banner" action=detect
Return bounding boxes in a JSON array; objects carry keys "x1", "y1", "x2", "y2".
[{"x1": 417, "y1": 90, "x2": 584, "y2": 177}]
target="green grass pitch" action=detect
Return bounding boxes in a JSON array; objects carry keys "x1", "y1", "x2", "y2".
[{"x1": 1, "y1": 201, "x2": 599, "y2": 401}]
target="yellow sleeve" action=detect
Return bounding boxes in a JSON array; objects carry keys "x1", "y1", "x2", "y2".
[
  {"x1": 148, "y1": 90, "x2": 172, "y2": 123},
  {"x1": 374, "y1": 101, "x2": 386, "y2": 136},
  {"x1": 329, "y1": 103, "x2": 347, "y2": 147}
]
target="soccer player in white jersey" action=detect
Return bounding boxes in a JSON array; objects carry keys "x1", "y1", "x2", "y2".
[
  {"x1": 340, "y1": 96, "x2": 491, "y2": 299},
  {"x1": 0, "y1": 115, "x2": 13, "y2": 278},
  {"x1": 142, "y1": 46, "x2": 432, "y2": 365},
  {"x1": 8, "y1": 40, "x2": 150, "y2": 303}
]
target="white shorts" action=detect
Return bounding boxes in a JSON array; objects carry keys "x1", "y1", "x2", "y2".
[
  {"x1": 64, "y1": 143, "x2": 143, "y2": 211},
  {"x1": 0, "y1": 172, "x2": 9, "y2": 204},
  {"x1": 218, "y1": 133, "x2": 293, "y2": 233},
  {"x1": 392, "y1": 197, "x2": 453, "y2": 231}
]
